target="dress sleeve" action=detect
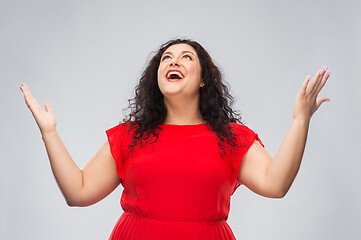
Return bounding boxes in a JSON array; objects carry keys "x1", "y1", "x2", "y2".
[
  {"x1": 105, "y1": 124, "x2": 127, "y2": 181},
  {"x1": 231, "y1": 123, "x2": 265, "y2": 187}
]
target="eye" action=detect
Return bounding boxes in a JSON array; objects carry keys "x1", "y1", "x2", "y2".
[
  {"x1": 183, "y1": 55, "x2": 192, "y2": 60},
  {"x1": 162, "y1": 55, "x2": 171, "y2": 61}
]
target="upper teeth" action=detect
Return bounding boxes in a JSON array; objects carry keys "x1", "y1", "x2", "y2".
[{"x1": 167, "y1": 71, "x2": 184, "y2": 79}]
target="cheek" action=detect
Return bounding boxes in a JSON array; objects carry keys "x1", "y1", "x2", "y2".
[
  {"x1": 157, "y1": 66, "x2": 161, "y2": 78},
  {"x1": 157, "y1": 66, "x2": 165, "y2": 88},
  {"x1": 157, "y1": 67, "x2": 163, "y2": 83},
  {"x1": 189, "y1": 64, "x2": 202, "y2": 82},
  {"x1": 157, "y1": 63, "x2": 166, "y2": 78}
]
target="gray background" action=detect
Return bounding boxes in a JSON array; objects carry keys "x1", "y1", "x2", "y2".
[{"x1": 1, "y1": 0, "x2": 360, "y2": 239}]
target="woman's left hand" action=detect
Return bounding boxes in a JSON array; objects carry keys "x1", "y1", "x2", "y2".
[{"x1": 293, "y1": 66, "x2": 331, "y2": 123}]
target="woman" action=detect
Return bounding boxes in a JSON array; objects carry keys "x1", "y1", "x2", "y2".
[{"x1": 20, "y1": 38, "x2": 330, "y2": 239}]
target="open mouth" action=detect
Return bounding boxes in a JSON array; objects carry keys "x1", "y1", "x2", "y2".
[{"x1": 166, "y1": 70, "x2": 184, "y2": 80}]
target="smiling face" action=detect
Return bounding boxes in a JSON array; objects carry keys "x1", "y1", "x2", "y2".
[{"x1": 157, "y1": 43, "x2": 203, "y2": 100}]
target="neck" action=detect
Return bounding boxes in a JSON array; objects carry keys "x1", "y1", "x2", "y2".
[{"x1": 163, "y1": 95, "x2": 204, "y2": 125}]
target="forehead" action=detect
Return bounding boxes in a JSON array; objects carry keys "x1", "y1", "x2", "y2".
[{"x1": 162, "y1": 43, "x2": 197, "y2": 56}]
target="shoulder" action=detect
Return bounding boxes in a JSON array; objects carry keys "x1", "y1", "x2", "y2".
[
  {"x1": 229, "y1": 122, "x2": 264, "y2": 147},
  {"x1": 229, "y1": 122, "x2": 256, "y2": 134},
  {"x1": 105, "y1": 122, "x2": 135, "y2": 139},
  {"x1": 106, "y1": 121, "x2": 135, "y2": 132}
]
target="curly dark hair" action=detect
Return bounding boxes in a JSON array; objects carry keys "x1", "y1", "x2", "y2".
[{"x1": 122, "y1": 38, "x2": 244, "y2": 155}]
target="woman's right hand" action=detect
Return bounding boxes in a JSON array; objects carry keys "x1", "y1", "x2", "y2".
[{"x1": 20, "y1": 83, "x2": 57, "y2": 135}]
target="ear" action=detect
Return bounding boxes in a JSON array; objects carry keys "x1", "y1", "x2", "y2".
[{"x1": 200, "y1": 79, "x2": 205, "y2": 87}]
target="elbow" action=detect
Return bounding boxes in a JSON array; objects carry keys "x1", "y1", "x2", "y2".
[
  {"x1": 262, "y1": 185, "x2": 288, "y2": 199},
  {"x1": 66, "y1": 201, "x2": 89, "y2": 207},
  {"x1": 64, "y1": 188, "x2": 91, "y2": 207},
  {"x1": 257, "y1": 187, "x2": 287, "y2": 199},
  {"x1": 66, "y1": 197, "x2": 95, "y2": 207},
  {"x1": 271, "y1": 190, "x2": 287, "y2": 199},
  {"x1": 271, "y1": 186, "x2": 289, "y2": 199},
  {"x1": 66, "y1": 199, "x2": 80, "y2": 207},
  {"x1": 66, "y1": 198, "x2": 88, "y2": 207}
]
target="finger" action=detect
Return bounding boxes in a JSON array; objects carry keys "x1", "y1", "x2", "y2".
[
  {"x1": 314, "y1": 66, "x2": 328, "y2": 93},
  {"x1": 20, "y1": 83, "x2": 32, "y2": 106},
  {"x1": 316, "y1": 97, "x2": 330, "y2": 109},
  {"x1": 21, "y1": 83, "x2": 37, "y2": 107},
  {"x1": 21, "y1": 83, "x2": 32, "y2": 100},
  {"x1": 300, "y1": 75, "x2": 311, "y2": 94},
  {"x1": 21, "y1": 83, "x2": 43, "y2": 113},
  {"x1": 309, "y1": 66, "x2": 327, "y2": 95},
  {"x1": 305, "y1": 68, "x2": 322, "y2": 95},
  {"x1": 316, "y1": 71, "x2": 331, "y2": 94},
  {"x1": 44, "y1": 101, "x2": 53, "y2": 114}
]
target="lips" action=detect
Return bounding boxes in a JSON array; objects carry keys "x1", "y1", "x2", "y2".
[{"x1": 166, "y1": 69, "x2": 184, "y2": 81}]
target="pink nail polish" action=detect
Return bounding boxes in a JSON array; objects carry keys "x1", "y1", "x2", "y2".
[
  {"x1": 328, "y1": 71, "x2": 332, "y2": 76},
  {"x1": 325, "y1": 99, "x2": 330, "y2": 102}
]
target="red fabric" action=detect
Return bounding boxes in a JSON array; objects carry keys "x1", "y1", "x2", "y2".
[{"x1": 105, "y1": 122, "x2": 264, "y2": 240}]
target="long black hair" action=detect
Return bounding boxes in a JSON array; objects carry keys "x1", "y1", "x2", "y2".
[{"x1": 123, "y1": 38, "x2": 243, "y2": 155}]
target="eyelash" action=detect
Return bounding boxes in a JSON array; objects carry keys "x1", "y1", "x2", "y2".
[{"x1": 162, "y1": 55, "x2": 192, "y2": 61}]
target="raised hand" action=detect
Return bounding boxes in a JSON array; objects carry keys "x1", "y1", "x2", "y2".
[
  {"x1": 293, "y1": 66, "x2": 331, "y2": 123},
  {"x1": 20, "y1": 83, "x2": 57, "y2": 134}
]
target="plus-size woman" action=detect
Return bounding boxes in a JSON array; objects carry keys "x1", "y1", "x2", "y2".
[{"x1": 20, "y1": 38, "x2": 330, "y2": 239}]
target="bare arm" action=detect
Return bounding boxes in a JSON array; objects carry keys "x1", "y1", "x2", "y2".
[
  {"x1": 21, "y1": 83, "x2": 121, "y2": 206},
  {"x1": 42, "y1": 131, "x2": 120, "y2": 206},
  {"x1": 239, "y1": 120, "x2": 308, "y2": 198},
  {"x1": 238, "y1": 66, "x2": 331, "y2": 198}
]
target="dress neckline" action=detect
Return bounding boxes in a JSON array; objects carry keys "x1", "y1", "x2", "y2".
[
  {"x1": 157, "y1": 123, "x2": 211, "y2": 137},
  {"x1": 159, "y1": 123, "x2": 207, "y2": 126}
]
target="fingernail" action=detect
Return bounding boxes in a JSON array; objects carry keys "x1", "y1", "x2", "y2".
[
  {"x1": 328, "y1": 71, "x2": 332, "y2": 76},
  {"x1": 325, "y1": 99, "x2": 330, "y2": 102},
  {"x1": 320, "y1": 69, "x2": 324, "y2": 75}
]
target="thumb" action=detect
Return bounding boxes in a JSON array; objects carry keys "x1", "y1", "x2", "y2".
[
  {"x1": 316, "y1": 97, "x2": 330, "y2": 109},
  {"x1": 44, "y1": 101, "x2": 53, "y2": 113}
]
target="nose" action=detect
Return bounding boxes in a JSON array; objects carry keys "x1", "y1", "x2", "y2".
[{"x1": 169, "y1": 57, "x2": 180, "y2": 67}]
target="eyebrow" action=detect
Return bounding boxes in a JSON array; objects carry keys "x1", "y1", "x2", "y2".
[{"x1": 162, "y1": 50, "x2": 196, "y2": 57}]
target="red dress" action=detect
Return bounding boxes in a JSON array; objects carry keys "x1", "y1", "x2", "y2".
[{"x1": 105, "y1": 122, "x2": 264, "y2": 240}]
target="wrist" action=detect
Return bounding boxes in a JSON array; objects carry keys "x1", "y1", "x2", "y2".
[
  {"x1": 41, "y1": 129, "x2": 58, "y2": 139},
  {"x1": 292, "y1": 117, "x2": 310, "y2": 127}
]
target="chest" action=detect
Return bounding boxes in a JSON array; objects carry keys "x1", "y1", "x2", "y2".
[{"x1": 122, "y1": 134, "x2": 234, "y2": 189}]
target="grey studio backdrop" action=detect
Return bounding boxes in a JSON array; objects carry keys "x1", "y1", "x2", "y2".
[{"x1": 1, "y1": 0, "x2": 360, "y2": 239}]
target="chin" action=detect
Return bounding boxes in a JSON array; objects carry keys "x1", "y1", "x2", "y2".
[
  {"x1": 162, "y1": 89, "x2": 183, "y2": 97},
  {"x1": 159, "y1": 82, "x2": 184, "y2": 96}
]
